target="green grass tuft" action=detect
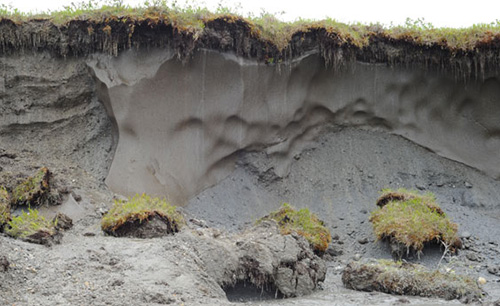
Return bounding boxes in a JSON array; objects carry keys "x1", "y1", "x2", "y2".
[
  {"x1": 101, "y1": 193, "x2": 184, "y2": 234},
  {"x1": 258, "y1": 203, "x2": 331, "y2": 253},
  {"x1": 370, "y1": 189, "x2": 460, "y2": 255},
  {"x1": 11, "y1": 167, "x2": 50, "y2": 207},
  {"x1": 0, "y1": 186, "x2": 11, "y2": 227},
  {"x1": 5, "y1": 207, "x2": 56, "y2": 239}
]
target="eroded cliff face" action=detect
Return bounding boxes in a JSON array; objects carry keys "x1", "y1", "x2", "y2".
[
  {"x1": 0, "y1": 52, "x2": 115, "y2": 181},
  {"x1": 80, "y1": 48, "x2": 500, "y2": 203}
]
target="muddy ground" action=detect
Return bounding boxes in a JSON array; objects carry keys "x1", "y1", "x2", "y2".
[{"x1": 1, "y1": 126, "x2": 500, "y2": 305}]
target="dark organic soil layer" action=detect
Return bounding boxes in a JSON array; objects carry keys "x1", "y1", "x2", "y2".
[{"x1": 1, "y1": 16, "x2": 499, "y2": 79}]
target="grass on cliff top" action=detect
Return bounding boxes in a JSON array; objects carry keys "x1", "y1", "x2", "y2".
[
  {"x1": 370, "y1": 189, "x2": 460, "y2": 255},
  {"x1": 1, "y1": 1, "x2": 500, "y2": 51},
  {"x1": 101, "y1": 193, "x2": 184, "y2": 234},
  {"x1": 258, "y1": 203, "x2": 332, "y2": 253},
  {"x1": 5, "y1": 207, "x2": 57, "y2": 239}
]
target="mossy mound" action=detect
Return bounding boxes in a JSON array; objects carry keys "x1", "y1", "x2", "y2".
[
  {"x1": 0, "y1": 186, "x2": 11, "y2": 230},
  {"x1": 5, "y1": 208, "x2": 60, "y2": 245},
  {"x1": 258, "y1": 203, "x2": 331, "y2": 253},
  {"x1": 342, "y1": 259, "x2": 482, "y2": 302},
  {"x1": 370, "y1": 189, "x2": 461, "y2": 257},
  {"x1": 11, "y1": 167, "x2": 51, "y2": 208},
  {"x1": 101, "y1": 194, "x2": 184, "y2": 238}
]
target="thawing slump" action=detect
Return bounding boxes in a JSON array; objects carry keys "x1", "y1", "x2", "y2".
[{"x1": 88, "y1": 48, "x2": 500, "y2": 204}]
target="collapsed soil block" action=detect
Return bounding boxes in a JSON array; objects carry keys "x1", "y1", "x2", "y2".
[
  {"x1": 101, "y1": 194, "x2": 184, "y2": 238},
  {"x1": 221, "y1": 220, "x2": 327, "y2": 300},
  {"x1": 0, "y1": 186, "x2": 11, "y2": 231},
  {"x1": 257, "y1": 203, "x2": 332, "y2": 253},
  {"x1": 370, "y1": 189, "x2": 461, "y2": 258},
  {"x1": 11, "y1": 167, "x2": 51, "y2": 207},
  {"x1": 342, "y1": 259, "x2": 483, "y2": 302},
  {"x1": 4, "y1": 208, "x2": 62, "y2": 246}
]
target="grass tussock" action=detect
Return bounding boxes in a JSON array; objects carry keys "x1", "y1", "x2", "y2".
[
  {"x1": 11, "y1": 167, "x2": 50, "y2": 207},
  {"x1": 5, "y1": 207, "x2": 57, "y2": 239},
  {"x1": 0, "y1": 186, "x2": 11, "y2": 227},
  {"x1": 370, "y1": 189, "x2": 461, "y2": 255},
  {"x1": 342, "y1": 259, "x2": 482, "y2": 301},
  {"x1": 258, "y1": 203, "x2": 331, "y2": 253},
  {"x1": 101, "y1": 193, "x2": 184, "y2": 235}
]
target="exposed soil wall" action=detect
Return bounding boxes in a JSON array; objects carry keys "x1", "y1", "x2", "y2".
[
  {"x1": 86, "y1": 47, "x2": 500, "y2": 203},
  {"x1": 0, "y1": 52, "x2": 115, "y2": 181}
]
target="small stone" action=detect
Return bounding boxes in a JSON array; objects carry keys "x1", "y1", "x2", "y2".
[
  {"x1": 461, "y1": 231, "x2": 472, "y2": 239},
  {"x1": 415, "y1": 184, "x2": 426, "y2": 190},
  {"x1": 487, "y1": 265, "x2": 500, "y2": 276},
  {"x1": 353, "y1": 254, "x2": 362, "y2": 261},
  {"x1": 0, "y1": 256, "x2": 9, "y2": 272},
  {"x1": 358, "y1": 237, "x2": 369, "y2": 245},
  {"x1": 477, "y1": 277, "x2": 487, "y2": 285},
  {"x1": 53, "y1": 213, "x2": 73, "y2": 231},
  {"x1": 466, "y1": 253, "x2": 482, "y2": 262},
  {"x1": 367, "y1": 174, "x2": 374, "y2": 179},
  {"x1": 332, "y1": 234, "x2": 340, "y2": 240},
  {"x1": 465, "y1": 182, "x2": 473, "y2": 188},
  {"x1": 326, "y1": 245, "x2": 343, "y2": 257},
  {"x1": 436, "y1": 182, "x2": 444, "y2": 187},
  {"x1": 293, "y1": 154, "x2": 301, "y2": 160},
  {"x1": 360, "y1": 209, "x2": 367, "y2": 214}
]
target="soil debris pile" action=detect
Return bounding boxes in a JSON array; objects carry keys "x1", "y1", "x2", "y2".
[
  {"x1": 370, "y1": 189, "x2": 461, "y2": 258},
  {"x1": 101, "y1": 194, "x2": 184, "y2": 238},
  {"x1": 342, "y1": 259, "x2": 483, "y2": 302},
  {"x1": 192, "y1": 220, "x2": 327, "y2": 300}
]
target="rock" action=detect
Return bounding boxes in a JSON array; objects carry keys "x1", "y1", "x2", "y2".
[
  {"x1": 461, "y1": 231, "x2": 472, "y2": 239},
  {"x1": 487, "y1": 265, "x2": 500, "y2": 276},
  {"x1": 53, "y1": 213, "x2": 73, "y2": 231},
  {"x1": 466, "y1": 253, "x2": 483, "y2": 262},
  {"x1": 367, "y1": 174, "x2": 374, "y2": 179},
  {"x1": 353, "y1": 254, "x2": 362, "y2": 261},
  {"x1": 358, "y1": 237, "x2": 369, "y2": 244},
  {"x1": 477, "y1": 277, "x2": 487, "y2": 285},
  {"x1": 415, "y1": 184, "x2": 426, "y2": 190},
  {"x1": 465, "y1": 182, "x2": 473, "y2": 188},
  {"x1": 326, "y1": 245, "x2": 343, "y2": 257},
  {"x1": 436, "y1": 182, "x2": 445, "y2": 187},
  {"x1": 71, "y1": 191, "x2": 82, "y2": 202},
  {"x1": 0, "y1": 255, "x2": 9, "y2": 272}
]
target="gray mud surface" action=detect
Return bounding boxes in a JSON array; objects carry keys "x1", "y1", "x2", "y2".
[{"x1": 2, "y1": 127, "x2": 500, "y2": 305}]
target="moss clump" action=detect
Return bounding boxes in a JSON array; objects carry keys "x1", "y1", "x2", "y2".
[
  {"x1": 101, "y1": 194, "x2": 184, "y2": 236},
  {"x1": 5, "y1": 208, "x2": 57, "y2": 241},
  {"x1": 11, "y1": 167, "x2": 51, "y2": 207},
  {"x1": 0, "y1": 186, "x2": 11, "y2": 229},
  {"x1": 258, "y1": 203, "x2": 331, "y2": 253},
  {"x1": 342, "y1": 259, "x2": 482, "y2": 301},
  {"x1": 370, "y1": 189, "x2": 461, "y2": 256}
]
